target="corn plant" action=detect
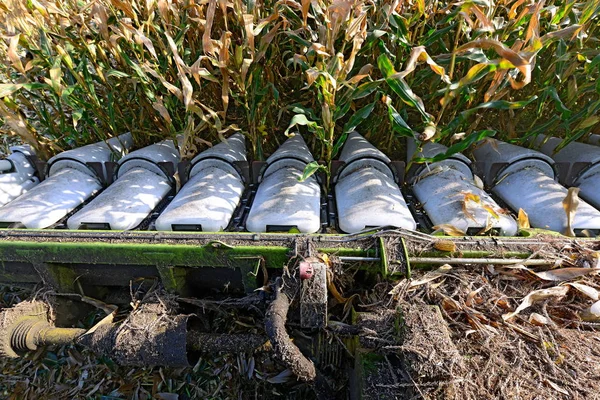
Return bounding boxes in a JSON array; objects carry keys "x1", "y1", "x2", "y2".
[{"x1": 0, "y1": 0, "x2": 598, "y2": 168}]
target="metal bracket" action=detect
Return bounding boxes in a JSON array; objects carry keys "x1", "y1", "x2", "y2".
[
  {"x1": 390, "y1": 161, "x2": 406, "y2": 185},
  {"x1": 177, "y1": 160, "x2": 191, "y2": 186},
  {"x1": 251, "y1": 161, "x2": 267, "y2": 184}
]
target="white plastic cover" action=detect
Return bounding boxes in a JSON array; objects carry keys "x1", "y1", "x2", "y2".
[
  {"x1": 0, "y1": 168, "x2": 101, "y2": 228},
  {"x1": 246, "y1": 166, "x2": 321, "y2": 233},
  {"x1": 335, "y1": 132, "x2": 415, "y2": 233},
  {"x1": 155, "y1": 161, "x2": 244, "y2": 231},
  {"x1": 493, "y1": 166, "x2": 600, "y2": 233},
  {"x1": 413, "y1": 167, "x2": 517, "y2": 235},
  {"x1": 336, "y1": 167, "x2": 416, "y2": 233},
  {"x1": 0, "y1": 151, "x2": 39, "y2": 206},
  {"x1": 67, "y1": 167, "x2": 171, "y2": 230}
]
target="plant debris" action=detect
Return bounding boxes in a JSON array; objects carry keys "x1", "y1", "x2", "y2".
[{"x1": 2, "y1": 238, "x2": 600, "y2": 399}]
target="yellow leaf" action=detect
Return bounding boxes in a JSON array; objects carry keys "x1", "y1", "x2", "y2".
[
  {"x1": 461, "y1": 192, "x2": 480, "y2": 223},
  {"x1": 432, "y1": 224, "x2": 466, "y2": 237},
  {"x1": 319, "y1": 253, "x2": 332, "y2": 267},
  {"x1": 433, "y1": 240, "x2": 456, "y2": 252},
  {"x1": 326, "y1": 270, "x2": 348, "y2": 303},
  {"x1": 517, "y1": 208, "x2": 530, "y2": 229},
  {"x1": 482, "y1": 205, "x2": 500, "y2": 220},
  {"x1": 301, "y1": 0, "x2": 310, "y2": 26},
  {"x1": 463, "y1": 192, "x2": 481, "y2": 203}
]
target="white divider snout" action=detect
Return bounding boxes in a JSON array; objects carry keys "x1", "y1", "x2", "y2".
[
  {"x1": 585, "y1": 134, "x2": 600, "y2": 147},
  {"x1": 0, "y1": 134, "x2": 132, "y2": 229},
  {"x1": 473, "y1": 139, "x2": 600, "y2": 234},
  {"x1": 534, "y1": 136, "x2": 600, "y2": 210},
  {"x1": 0, "y1": 147, "x2": 39, "y2": 207},
  {"x1": 408, "y1": 141, "x2": 517, "y2": 236},
  {"x1": 246, "y1": 135, "x2": 321, "y2": 233},
  {"x1": 67, "y1": 140, "x2": 179, "y2": 230},
  {"x1": 335, "y1": 132, "x2": 415, "y2": 233},
  {"x1": 48, "y1": 133, "x2": 133, "y2": 177},
  {"x1": 155, "y1": 133, "x2": 247, "y2": 232},
  {"x1": 0, "y1": 160, "x2": 12, "y2": 172}
]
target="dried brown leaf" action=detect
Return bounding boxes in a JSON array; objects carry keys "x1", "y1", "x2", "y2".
[
  {"x1": 457, "y1": 39, "x2": 532, "y2": 88},
  {"x1": 219, "y1": 31, "x2": 232, "y2": 114},
  {"x1": 152, "y1": 99, "x2": 172, "y2": 124},
  {"x1": 408, "y1": 264, "x2": 452, "y2": 289},
  {"x1": 541, "y1": 25, "x2": 582, "y2": 44},
  {"x1": 203, "y1": 0, "x2": 217, "y2": 55},
  {"x1": 143, "y1": 64, "x2": 183, "y2": 99},
  {"x1": 243, "y1": 14, "x2": 255, "y2": 53},
  {"x1": 503, "y1": 286, "x2": 569, "y2": 320},
  {"x1": 310, "y1": 43, "x2": 330, "y2": 57},
  {"x1": 346, "y1": 64, "x2": 372, "y2": 84},
  {"x1": 524, "y1": 1, "x2": 544, "y2": 45},
  {"x1": 179, "y1": 72, "x2": 193, "y2": 110},
  {"x1": 8, "y1": 34, "x2": 24, "y2": 74},
  {"x1": 508, "y1": 0, "x2": 527, "y2": 19},
  {"x1": 534, "y1": 267, "x2": 600, "y2": 282},
  {"x1": 392, "y1": 46, "x2": 450, "y2": 83},
  {"x1": 301, "y1": 0, "x2": 310, "y2": 27},
  {"x1": 111, "y1": 0, "x2": 136, "y2": 20},
  {"x1": 528, "y1": 312, "x2": 549, "y2": 326},
  {"x1": 564, "y1": 282, "x2": 600, "y2": 300}
]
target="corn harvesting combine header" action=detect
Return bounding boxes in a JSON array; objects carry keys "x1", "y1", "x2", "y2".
[{"x1": 0, "y1": 131, "x2": 599, "y2": 397}]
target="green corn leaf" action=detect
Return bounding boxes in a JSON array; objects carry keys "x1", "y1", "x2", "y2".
[
  {"x1": 285, "y1": 33, "x2": 311, "y2": 47},
  {"x1": 414, "y1": 130, "x2": 497, "y2": 163},
  {"x1": 378, "y1": 54, "x2": 431, "y2": 121},
  {"x1": 352, "y1": 80, "x2": 381, "y2": 100},
  {"x1": 333, "y1": 101, "x2": 352, "y2": 121},
  {"x1": 580, "y1": 1, "x2": 600, "y2": 24},
  {"x1": 106, "y1": 70, "x2": 130, "y2": 78},
  {"x1": 542, "y1": 87, "x2": 571, "y2": 119},
  {"x1": 444, "y1": 96, "x2": 538, "y2": 135},
  {"x1": 0, "y1": 83, "x2": 47, "y2": 97},
  {"x1": 386, "y1": 102, "x2": 415, "y2": 138},
  {"x1": 298, "y1": 161, "x2": 325, "y2": 182},
  {"x1": 342, "y1": 101, "x2": 376, "y2": 134},
  {"x1": 285, "y1": 114, "x2": 319, "y2": 136}
]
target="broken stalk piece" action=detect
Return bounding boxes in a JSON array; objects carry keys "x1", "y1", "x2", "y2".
[{"x1": 265, "y1": 278, "x2": 317, "y2": 382}]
